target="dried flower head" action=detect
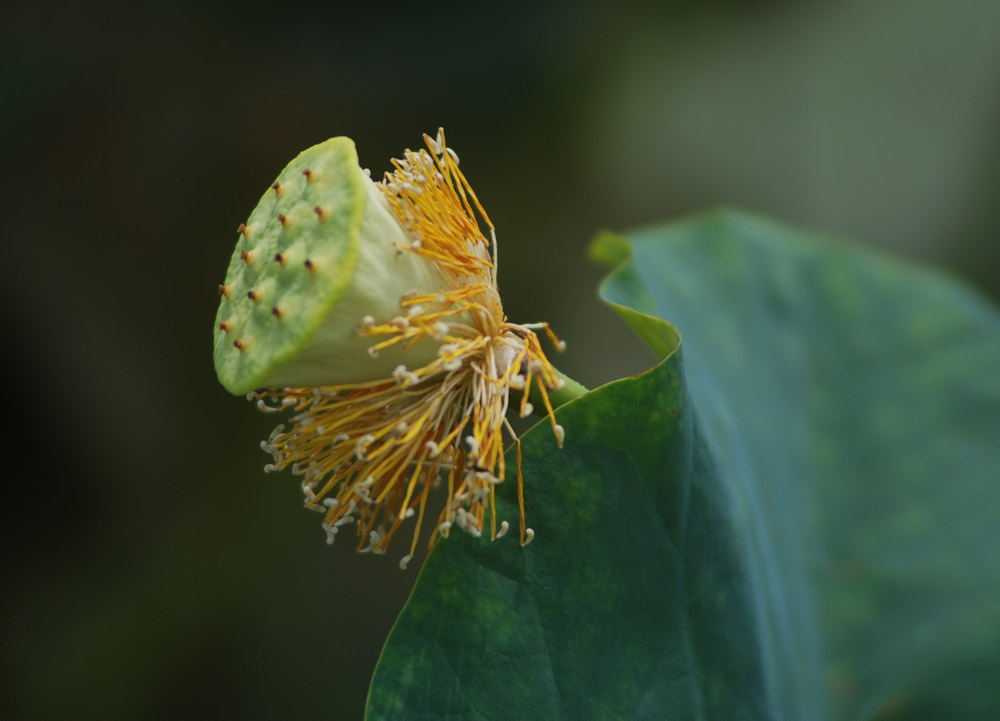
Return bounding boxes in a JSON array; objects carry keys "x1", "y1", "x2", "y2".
[{"x1": 214, "y1": 130, "x2": 568, "y2": 567}]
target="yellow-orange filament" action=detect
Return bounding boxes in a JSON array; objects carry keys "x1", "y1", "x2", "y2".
[{"x1": 256, "y1": 130, "x2": 565, "y2": 559}]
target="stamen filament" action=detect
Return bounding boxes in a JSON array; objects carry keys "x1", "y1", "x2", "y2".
[{"x1": 246, "y1": 130, "x2": 585, "y2": 560}]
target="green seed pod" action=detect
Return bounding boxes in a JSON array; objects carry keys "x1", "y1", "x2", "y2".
[{"x1": 213, "y1": 137, "x2": 443, "y2": 395}]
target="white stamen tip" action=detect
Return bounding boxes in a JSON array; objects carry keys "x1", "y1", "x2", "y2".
[
  {"x1": 322, "y1": 522, "x2": 339, "y2": 545},
  {"x1": 495, "y1": 520, "x2": 509, "y2": 539},
  {"x1": 523, "y1": 528, "x2": 535, "y2": 545},
  {"x1": 520, "y1": 402, "x2": 534, "y2": 418},
  {"x1": 399, "y1": 554, "x2": 414, "y2": 570},
  {"x1": 355, "y1": 435, "x2": 375, "y2": 460},
  {"x1": 553, "y1": 424, "x2": 565, "y2": 448},
  {"x1": 393, "y1": 365, "x2": 420, "y2": 386},
  {"x1": 427, "y1": 132, "x2": 443, "y2": 155},
  {"x1": 474, "y1": 470, "x2": 501, "y2": 484}
]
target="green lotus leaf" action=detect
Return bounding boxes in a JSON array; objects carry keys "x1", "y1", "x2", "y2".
[{"x1": 367, "y1": 209, "x2": 1000, "y2": 720}]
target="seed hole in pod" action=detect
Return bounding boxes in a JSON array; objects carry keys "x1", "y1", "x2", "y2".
[
  {"x1": 277, "y1": 213, "x2": 288, "y2": 227},
  {"x1": 302, "y1": 168, "x2": 313, "y2": 181},
  {"x1": 304, "y1": 259, "x2": 315, "y2": 273},
  {"x1": 271, "y1": 306, "x2": 283, "y2": 319},
  {"x1": 247, "y1": 290, "x2": 260, "y2": 303},
  {"x1": 240, "y1": 249, "x2": 256, "y2": 266},
  {"x1": 313, "y1": 205, "x2": 325, "y2": 220},
  {"x1": 274, "y1": 252, "x2": 286, "y2": 267},
  {"x1": 236, "y1": 223, "x2": 249, "y2": 237},
  {"x1": 271, "y1": 182, "x2": 281, "y2": 193},
  {"x1": 218, "y1": 320, "x2": 232, "y2": 333},
  {"x1": 234, "y1": 339, "x2": 247, "y2": 350},
  {"x1": 217, "y1": 284, "x2": 233, "y2": 299}
]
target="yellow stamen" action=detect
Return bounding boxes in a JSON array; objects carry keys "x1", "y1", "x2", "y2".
[{"x1": 256, "y1": 129, "x2": 565, "y2": 561}]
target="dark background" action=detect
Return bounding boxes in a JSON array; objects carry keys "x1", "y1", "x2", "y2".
[{"x1": 4, "y1": 1, "x2": 999, "y2": 719}]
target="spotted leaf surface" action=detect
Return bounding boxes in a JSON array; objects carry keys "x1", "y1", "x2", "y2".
[{"x1": 366, "y1": 210, "x2": 1000, "y2": 720}]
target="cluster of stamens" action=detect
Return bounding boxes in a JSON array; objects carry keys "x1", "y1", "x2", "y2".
[{"x1": 249, "y1": 130, "x2": 566, "y2": 567}]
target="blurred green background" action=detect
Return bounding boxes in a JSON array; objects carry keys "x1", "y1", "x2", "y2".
[{"x1": 4, "y1": 1, "x2": 999, "y2": 718}]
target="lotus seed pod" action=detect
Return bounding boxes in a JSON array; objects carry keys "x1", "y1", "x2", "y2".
[
  {"x1": 213, "y1": 137, "x2": 445, "y2": 395},
  {"x1": 216, "y1": 129, "x2": 578, "y2": 557}
]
